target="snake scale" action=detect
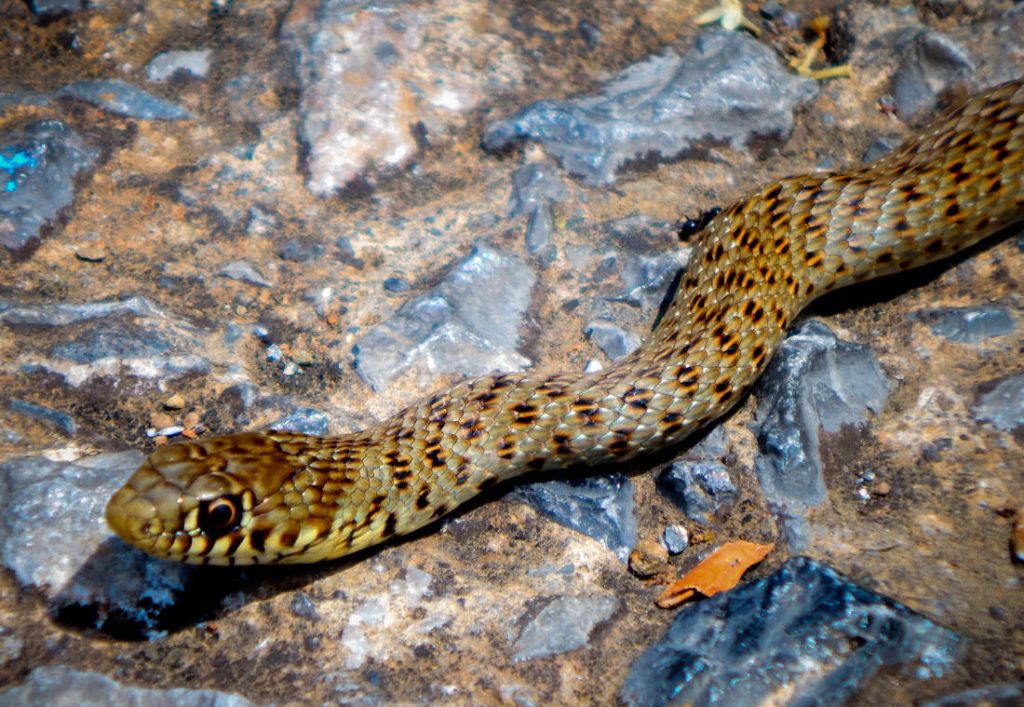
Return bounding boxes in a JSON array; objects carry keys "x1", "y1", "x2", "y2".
[{"x1": 107, "y1": 78, "x2": 1024, "y2": 566}]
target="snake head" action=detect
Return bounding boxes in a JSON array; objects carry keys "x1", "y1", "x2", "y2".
[{"x1": 106, "y1": 432, "x2": 325, "y2": 565}]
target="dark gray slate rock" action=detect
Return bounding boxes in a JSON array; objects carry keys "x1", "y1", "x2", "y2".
[
  {"x1": 0, "y1": 121, "x2": 99, "y2": 260},
  {"x1": 0, "y1": 665, "x2": 256, "y2": 706},
  {"x1": 61, "y1": 80, "x2": 192, "y2": 121},
  {"x1": 752, "y1": 321, "x2": 890, "y2": 550},
  {"x1": 27, "y1": 0, "x2": 85, "y2": 23},
  {"x1": 972, "y1": 375, "x2": 1024, "y2": 432},
  {"x1": 512, "y1": 594, "x2": 619, "y2": 661},
  {"x1": 0, "y1": 452, "x2": 200, "y2": 637},
  {"x1": 6, "y1": 398, "x2": 76, "y2": 436},
  {"x1": 891, "y1": 32, "x2": 974, "y2": 121},
  {"x1": 656, "y1": 461, "x2": 737, "y2": 526},
  {"x1": 912, "y1": 305, "x2": 1016, "y2": 343},
  {"x1": 512, "y1": 474, "x2": 636, "y2": 562},
  {"x1": 620, "y1": 557, "x2": 960, "y2": 706},
  {"x1": 481, "y1": 30, "x2": 816, "y2": 185},
  {"x1": 508, "y1": 162, "x2": 568, "y2": 264},
  {"x1": 353, "y1": 245, "x2": 535, "y2": 391},
  {"x1": 925, "y1": 682, "x2": 1024, "y2": 707}
]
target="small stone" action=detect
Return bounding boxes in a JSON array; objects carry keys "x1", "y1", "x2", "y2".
[
  {"x1": 182, "y1": 410, "x2": 201, "y2": 428},
  {"x1": 662, "y1": 525, "x2": 689, "y2": 555},
  {"x1": 149, "y1": 411, "x2": 174, "y2": 429},
  {"x1": 145, "y1": 49, "x2": 213, "y2": 82},
  {"x1": 874, "y1": 481, "x2": 892, "y2": 496},
  {"x1": 163, "y1": 394, "x2": 186, "y2": 410},
  {"x1": 74, "y1": 241, "x2": 106, "y2": 262},
  {"x1": 629, "y1": 538, "x2": 671, "y2": 579}
]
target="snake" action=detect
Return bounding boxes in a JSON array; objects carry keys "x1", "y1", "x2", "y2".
[{"x1": 106, "y1": 78, "x2": 1024, "y2": 566}]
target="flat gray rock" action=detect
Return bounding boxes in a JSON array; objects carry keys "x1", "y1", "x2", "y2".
[
  {"x1": 752, "y1": 321, "x2": 890, "y2": 549},
  {"x1": 353, "y1": 245, "x2": 536, "y2": 391},
  {"x1": 0, "y1": 665, "x2": 256, "y2": 707},
  {"x1": 482, "y1": 30, "x2": 817, "y2": 185},
  {"x1": 512, "y1": 595, "x2": 619, "y2": 662}
]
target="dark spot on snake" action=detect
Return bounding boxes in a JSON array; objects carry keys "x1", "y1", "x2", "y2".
[
  {"x1": 989, "y1": 177, "x2": 1002, "y2": 194},
  {"x1": 395, "y1": 480, "x2": 410, "y2": 491},
  {"x1": 224, "y1": 533, "x2": 243, "y2": 557},
  {"x1": 924, "y1": 238, "x2": 944, "y2": 253},
  {"x1": 752, "y1": 344, "x2": 766, "y2": 364},
  {"x1": 249, "y1": 529, "x2": 267, "y2": 553},
  {"x1": 279, "y1": 530, "x2": 298, "y2": 548},
  {"x1": 477, "y1": 476, "x2": 499, "y2": 491},
  {"x1": 415, "y1": 488, "x2": 431, "y2": 510},
  {"x1": 765, "y1": 184, "x2": 782, "y2": 202},
  {"x1": 527, "y1": 458, "x2": 546, "y2": 471},
  {"x1": 679, "y1": 372, "x2": 699, "y2": 388},
  {"x1": 947, "y1": 160, "x2": 965, "y2": 175},
  {"x1": 714, "y1": 380, "x2": 731, "y2": 396},
  {"x1": 945, "y1": 202, "x2": 961, "y2": 218},
  {"x1": 608, "y1": 435, "x2": 631, "y2": 455},
  {"x1": 804, "y1": 251, "x2": 824, "y2": 268},
  {"x1": 382, "y1": 513, "x2": 397, "y2": 538},
  {"x1": 431, "y1": 503, "x2": 450, "y2": 519}
]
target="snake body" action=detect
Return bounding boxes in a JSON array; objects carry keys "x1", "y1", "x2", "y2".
[{"x1": 107, "y1": 79, "x2": 1024, "y2": 565}]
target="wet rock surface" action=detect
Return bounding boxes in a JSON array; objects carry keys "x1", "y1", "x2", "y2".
[{"x1": 0, "y1": 0, "x2": 1022, "y2": 704}]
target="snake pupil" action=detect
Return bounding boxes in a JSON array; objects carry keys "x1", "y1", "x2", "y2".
[{"x1": 199, "y1": 496, "x2": 240, "y2": 536}]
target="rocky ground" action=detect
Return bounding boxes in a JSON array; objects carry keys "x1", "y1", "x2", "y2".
[{"x1": 0, "y1": 0, "x2": 1022, "y2": 705}]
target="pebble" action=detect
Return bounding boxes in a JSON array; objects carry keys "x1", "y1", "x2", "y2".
[
  {"x1": 621, "y1": 558, "x2": 959, "y2": 705},
  {"x1": 163, "y1": 394, "x2": 186, "y2": 410},
  {"x1": 662, "y1": 525, "x2": 689, "y2": 555},
  {"x1": 146, "y1": 49, "x2": 213, "y2": 82}
]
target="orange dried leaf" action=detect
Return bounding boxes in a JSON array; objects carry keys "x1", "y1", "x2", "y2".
[{"x1": 656, "y1": 540, "x2": 773, "y2": 609}]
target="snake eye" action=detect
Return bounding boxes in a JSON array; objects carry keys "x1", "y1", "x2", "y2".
[{"x1": 198, "y1": 496, "x2": 241, "y2": 536}]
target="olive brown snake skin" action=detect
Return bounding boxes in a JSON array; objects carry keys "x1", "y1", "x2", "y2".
[{"x1": 106, "y1": 78, "x2": 1024, "y2": 566}]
